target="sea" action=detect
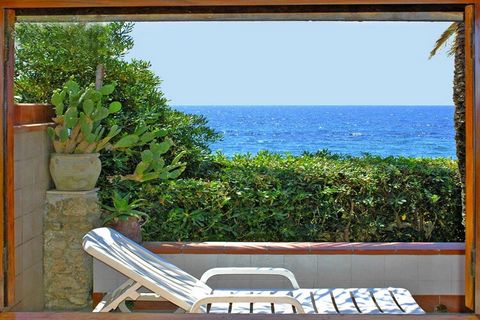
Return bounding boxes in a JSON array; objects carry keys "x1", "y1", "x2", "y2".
[{"x1": 173, "y1": 105, "x2": 456, "y2": 159}]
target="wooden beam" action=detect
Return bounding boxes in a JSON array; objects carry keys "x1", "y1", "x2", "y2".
[
  {"x1": 0, "y1": 0, "x2": 475, "y2": 9},
  {"x1": 0, "y1": 8, "x2": 6, "y2": 311},
  {"x1": 13, "y1": 4, "x2": 466, "y2": 15},
  {"x1": 3, "y1": 9, "x2": 14, "y2": 309},
  {"x1": 11, "y1": 3, "x2": 466, "y2": 22},
  {"x1": 474, "y1": 1, "x2": 480, "y2": 314},
  {"x1": 464, "y1": 4, "x2": 474, "y2": 312},
  {"x1": 16, "y1": 11, "x2": 463, "y2": 22},
  {"x1": 12, "y1": 3, "x2": 466, "y2": 22}
]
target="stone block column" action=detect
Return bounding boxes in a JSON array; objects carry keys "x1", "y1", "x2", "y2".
[{"x1": 44, "y1": 189, "x2": 101, "y2": 310}]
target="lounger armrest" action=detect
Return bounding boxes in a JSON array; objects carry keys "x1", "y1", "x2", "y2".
[
  {"x1": 200, "y1": 267, "x2": 300, "y2": 289},
  {"x1": 190, "y1": 294, "x2": 305, "y2": 313}
]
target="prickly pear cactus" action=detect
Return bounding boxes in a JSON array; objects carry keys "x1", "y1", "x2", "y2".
[
  {"x1": 121, "y1": 139, "x2": 186, "y2": 182},
  {"x1": 48, "y1": 79, "x2": 186, "y2": 184},
  {"x1": 47, "y1": 80, "x2": 154, "y2": 154}
]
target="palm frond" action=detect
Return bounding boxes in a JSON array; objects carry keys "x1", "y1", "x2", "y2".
[
  {"x1": 448, "y1": 23, "x2": 463, "y2": 57},
  {"x1": 429, "y1": 22, "x2": 459, "y2": 59}
]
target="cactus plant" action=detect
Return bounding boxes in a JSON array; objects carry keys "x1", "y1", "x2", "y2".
[
  {"x1": 47, "y1": 79, "x2": 183, "y2": 191},
  {"x1": 47, "y1": 79, "x2": 156, "y2": 154},
  {"x1": 121, "y1": 140, "x2": 187, "y2": 182}
]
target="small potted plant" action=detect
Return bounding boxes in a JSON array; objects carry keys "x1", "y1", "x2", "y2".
[
  {"x1": 102, "y1": 191, "x2": 148, "y2": 243},
  {"x1": 99, "y1": 137, "x2": 187, "y2": 241},
  {"x1": 47, "y1": 79, "x2": 151, "y2": 191}
]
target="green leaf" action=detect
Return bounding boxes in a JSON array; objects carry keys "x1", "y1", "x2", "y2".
[
  {"x1": 93, "y1": 125, "x2": 102, "y2": 137},
  {"x1": 100, "y1": 83, "x2": 115, "y2": 95},
  {"x1": 51, "y1": 91, "x2": 65, "y2": 115},
  {"x1": 151, "y1": 140, "x2": 173, "y2": 156},
  {"x1": 86, "y1": 133, "x2": 96, "y2": 144},
  {"x1": 64, "y1": 107, "x2": 78, "y2": 128},
  {"x1": 64, "y1": 80, "x2": 80, "y2": 94},
  {"x1": 141, "y1": 150, "x2": 154, "y2": 163},
  {"x1": 134, "y1": 125, "x2": 148, "y2": 136},
  {"x1": 92, "y1": 91, "x2": 102, "y2": 102},
  {"x1": 83, "y1": 99, "x2": 94, "y2": 116},
  {"x1": 152, "y1": 158, "x2": 165, "y2": 171},
  {"x1": 172, "y1": 150, "x2": 186, "y2": 165},
  {"x1": 79, "y1": 113, "x2": 93, "y2": 137},
  {"x1": 93, "y1": 107, "x2": 109, "y2": 122},
  {"x1": 54, "y1": 102, "x2": 64, "y2": 117},
  {"x1": 96, "y1": 127, "x2": 105, "y2": 140},
  {"x1": 51, "y1": 91, "x2": 63, "y2": 107},
  {"x1": 134, "y1": 161, "x2": 150, "y2": 176},
  {"x1": 80, "y1": 88, "x2": 95, "y2": 102},
  {"x1": 430, "y1": 194, "x2": 440, "y2": 203},
  {"x1": 113, "y1": 134, "x2": 139, "y2": 148},
  {"x1": 59, "y1": 127, "x2": 69, "y2": 142},
  {"x1": 156, "y1": 128, "x2": 168, "y2": 138},
  {"x1": 95, "y1": 135, "x2": 114, "y2": 152},
  {"x1": 106, "y1": 125, "x2": 121, "y2": 138},
  {"x1": 158, "y1": 171, "x2": 169, "y2": 180},
  {"x1": 139, "y1": 131, "x2": 157, "y2": 145},
  {"x1": 108, "y1": 101, "x2": 122, "y2": 113},
  {"x1": 68, "y1": 91, "x2": 81, "y2": 108},
  {"x1": 138, "y1": 172, "x2": 160, "y2": 182},
  {"x1": 168, "y1": 168, "x2": 184, "y2": 179}
]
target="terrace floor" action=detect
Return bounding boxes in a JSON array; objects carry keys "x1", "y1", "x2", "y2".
[{"x1": 0, "y1": 313, "x2": 479, "y2": 320}]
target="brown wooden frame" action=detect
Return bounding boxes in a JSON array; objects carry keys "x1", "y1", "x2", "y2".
[
  {"x1": 464, "y1": 4, "x2": 475, "y2": 311},
  {"x1": 1, "y1": 0, "x2": 479, "y2": 313},
  {"x1": 0, "y1": 9, "x2": 6, "y2": 311}
]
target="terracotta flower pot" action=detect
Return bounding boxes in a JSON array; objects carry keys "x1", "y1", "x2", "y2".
[
  {"x1": 49, "y1": 153, "x2": 102, "y2": 191},
  {"x1": 107, "y1": 217, "x2": 143, "y2": 243}
]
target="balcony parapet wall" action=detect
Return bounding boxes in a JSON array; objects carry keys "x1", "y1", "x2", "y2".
[{"x1": 94, "y1": 241, "x2": 465, "y2": 312}]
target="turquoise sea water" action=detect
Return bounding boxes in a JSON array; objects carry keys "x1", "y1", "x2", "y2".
[{"x1": 174, "y1": 105, "x2": 456, "y2": 158}]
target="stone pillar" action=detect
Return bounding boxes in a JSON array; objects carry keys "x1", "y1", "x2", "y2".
[{"x1": 44, "y1": 189, "x2": 101, "y2": 310}]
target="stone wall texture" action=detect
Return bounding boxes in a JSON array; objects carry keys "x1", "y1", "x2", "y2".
[
  {"x1": 13, "y1": 128, "x2": 51, "y2": 311},
  {"x1": 44, "y1": 189, "x2": 100, "y2": 310}
]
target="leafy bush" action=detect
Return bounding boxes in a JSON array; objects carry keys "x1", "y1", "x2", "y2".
[
  {"x1": 14, "y1": 22, "x2": 221, "y2": 176},
  {"x1": 141, "y1": 152, "x2": 463, "y2": 242}
]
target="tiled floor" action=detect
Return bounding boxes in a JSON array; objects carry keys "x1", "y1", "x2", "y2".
[{"x1": 0, "y1": 313, "x2": 479, "y2": 320}]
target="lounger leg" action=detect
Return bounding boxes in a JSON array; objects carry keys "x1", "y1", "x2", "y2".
[
  {"x1": 93, "y1": 279, "x2": 142, "y2": 312},
  {"x1": 118, "y1": 301, "x2": 131, "y2": 313}
]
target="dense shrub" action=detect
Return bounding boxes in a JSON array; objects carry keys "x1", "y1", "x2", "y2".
[{"x1": 141, "y1": 152, "x2": 463, "y2": 242}]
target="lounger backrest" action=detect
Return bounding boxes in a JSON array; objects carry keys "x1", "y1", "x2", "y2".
[{"x1": 83, "y1": 227, "x2": 212, "y2": 311}]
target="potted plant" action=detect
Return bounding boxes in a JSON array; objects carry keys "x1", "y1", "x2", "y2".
[
  {"x1": 47, "y1": 79, "x2": 147, "y2": 191},
  {"x1": 101, "y1": 141, "x2": 187, "y2": 240},
  {"x1": 102, "y1": 191, "x2": 148, "y2": 243}
]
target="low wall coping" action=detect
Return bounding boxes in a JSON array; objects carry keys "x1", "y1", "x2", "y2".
[
  {"x1": 142, "y1": 241, "x2": 465, "y2": 255},
  {"x1": 14, "y1": 123, "x2": 54, "y2": 132}
]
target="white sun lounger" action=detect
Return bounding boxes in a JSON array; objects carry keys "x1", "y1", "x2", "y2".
[{"x1": 83, "y1": 227, "x2": 425, "y2": 314}]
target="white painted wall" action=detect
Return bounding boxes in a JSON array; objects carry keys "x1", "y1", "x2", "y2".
[{"x1": 94, "y1": 253, "x2": 464, "y2": 295}]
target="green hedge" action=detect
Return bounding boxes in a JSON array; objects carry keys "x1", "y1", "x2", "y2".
[{"x1": 141, "y1": 152, "x2": 463, "y2": 242}]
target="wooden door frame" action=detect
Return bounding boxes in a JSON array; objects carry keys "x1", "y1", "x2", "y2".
[
  {"x1": 0, "y1": 8, "x2": 14, "y2": 310},
  {"x1": 1, "y1": 0, "x2": 479, "y2": 312},
  {"x1": 464, "y1": 4, "x2": 475, "y2": 312}
]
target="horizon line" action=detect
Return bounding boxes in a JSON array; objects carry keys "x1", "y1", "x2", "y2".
[{"x1": 171, "y1": 104, "x2": 454, "y2": 107}]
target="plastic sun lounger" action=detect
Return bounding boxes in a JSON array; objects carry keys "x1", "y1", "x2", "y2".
[{"x1": 83, "y1": 227, "x2": 425, "y2": 314}]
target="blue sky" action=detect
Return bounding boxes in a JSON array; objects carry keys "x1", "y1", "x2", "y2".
[{"x1": 127, "y1": 21, "x2": 454, "y2": 106}]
